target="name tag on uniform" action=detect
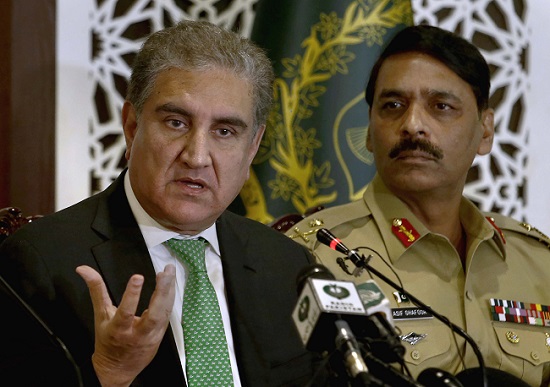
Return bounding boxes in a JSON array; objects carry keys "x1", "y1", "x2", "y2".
[{"x1": 392, "y1": 307, "x2": 433, "y2": 320}]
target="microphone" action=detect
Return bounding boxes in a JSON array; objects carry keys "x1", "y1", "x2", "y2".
[
  {"x1": 293, "y1": 264, "x2": 379, "y2": 385},
  {"x1": 334, "y1": 320, "x2": 370, "y2": 382},
  {"x1": 0, "y1": 274, "x2": 83, "y2": 386},
  {"x1": 456, "y1": 367, "x2": 529, "y2": 387},
  {"x1": 316, "y1": 228, "x2": 366, "y2": 276},
  {"x1": 293, "y1": 264, "x2": 422, "y2": 386},
  {"x1": 417, "y1": 368, "x2": 464, "y2": 387},
  {"x1": 356, "y1": 279, "x2": 394, "y2": 326},
  {"x1": 356, "y1": 279, "x2": 404, "y2": 363},
  {"x1": 316, "y1": 228, "x2": 489, "y2": 387},
  {"x1": 292, "y1": 264, "x2": 370, "y2": 353}
]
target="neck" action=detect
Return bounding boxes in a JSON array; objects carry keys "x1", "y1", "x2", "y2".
[{"x1": 399, "y1": 193, "x2": 467, "y2": 264}]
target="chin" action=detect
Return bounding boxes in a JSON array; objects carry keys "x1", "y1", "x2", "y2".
[{"x1": 385, "y1": 173, "x2": 439, "y2": 193}]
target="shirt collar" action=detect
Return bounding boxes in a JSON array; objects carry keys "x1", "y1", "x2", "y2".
[
  {"x1": 364, "y1": 174, "x2": 504, "y2": 262},
  {"x1": 123, "y1": 172, "x2": 220, "y2": 255}
]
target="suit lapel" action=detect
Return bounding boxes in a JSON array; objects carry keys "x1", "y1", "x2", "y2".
[
  {"x1": 88, "y1": 172, "x2": 185, "y2": 385},
  {"x1": 90, "y1": 173, "x2": 157, "y2": 312},
  {"x1": 216, "y1": 212, "x2": 270, "y2": 384}
]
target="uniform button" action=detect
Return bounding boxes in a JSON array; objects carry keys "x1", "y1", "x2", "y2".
[
  {"x1": 466, "y1": 291, "x2": 473, "y2": 301},
  {"x1": 531, "y1": 351, "x2": 540, "y2": 361},
  {"x1": 411, "y1": 350, "x2": 421, "y2": 360}
]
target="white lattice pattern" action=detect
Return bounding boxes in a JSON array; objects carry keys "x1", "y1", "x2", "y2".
[
  {"x1": 87, "y1": 0, "x2": 530, "y2": 221},
  {"x1": 412, "y1": 0, "x2": 529, "y2": 220},
  {"x1": 88, "y1": 0, "x2": 258, "y2": 192}
]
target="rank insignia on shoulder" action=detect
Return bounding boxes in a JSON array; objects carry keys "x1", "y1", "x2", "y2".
[
  {"x1": 287, "y1": 222, "x2": 323, "y2": 243},
  {"x1": 519, "y1": 222, "x2": 550, "y2": 239},
  {"x1": 392, "y1": 218, "x2": 420, "y2": 247},
  {"x1": 519, "y1": 222, "x2": 550, "y2": 248}
]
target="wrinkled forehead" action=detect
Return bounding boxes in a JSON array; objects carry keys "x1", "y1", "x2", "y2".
[{"x1": 375, "y1": 52, "x2": 474, "y2": 97}]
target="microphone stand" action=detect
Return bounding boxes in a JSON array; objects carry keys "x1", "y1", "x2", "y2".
[
  {"x1": 334, "y1": 319, "x2": 381, "y2": 386},
  {"x1": 0, "y1": 274, "x2": 83, "y2": 387},
  {"x1": 345, "y1": 251, "x2": 488, "y2": 387}
]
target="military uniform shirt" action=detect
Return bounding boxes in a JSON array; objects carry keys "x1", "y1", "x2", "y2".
[{"x1": 286, "y1": 174, "x2": 550, "y2": 386}]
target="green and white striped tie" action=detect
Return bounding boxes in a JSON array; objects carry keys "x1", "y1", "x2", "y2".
[{"x1": 165, "y1": 238, "x2": 234, "y2": 387}]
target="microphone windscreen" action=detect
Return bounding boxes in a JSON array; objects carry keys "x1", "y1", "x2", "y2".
[
  {"x1": 417, "y1": 367, "x2": 464, "y2": 387},
  {"x1": 295, "y1": 263, "x2": 335, "y2": 294},
  {"x1": 455, "y1": 367, "x2": 529, "y2": 387},
  {"x1": 316, "y1": 228, "x2": 349, "y2": 255}
]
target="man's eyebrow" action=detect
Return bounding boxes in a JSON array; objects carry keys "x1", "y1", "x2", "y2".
[
  {"x1": 214, "y1": 117, "x2": 249, "y2": 129},
  {"x1": 155, "y1": 102, "x2": 190, "y2": 116},
  {"x1": 425, "y1": 89, "x2": 462, "y2": 104},
  {"x1": 377, "y1": 88, "x2": 463, "y2": 104},
  {"x1": 377, "y1": 89, "x2": 406, "y2": 99},
  {"x1": 155, "y1": 102, "x2": 249, "y2": 129}
]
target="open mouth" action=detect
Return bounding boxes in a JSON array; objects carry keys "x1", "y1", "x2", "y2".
[{"x1": 177, "y1": 178, "x2": 206, "y2": 190}]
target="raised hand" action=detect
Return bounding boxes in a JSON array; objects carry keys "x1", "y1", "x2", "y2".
[{"x1": 76, "y1": 264, "x2": 176, "y2": 387}]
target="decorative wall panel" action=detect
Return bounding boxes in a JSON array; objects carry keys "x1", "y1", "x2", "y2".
[{"x1": 64, "y1": 0, "x2": 536, "y2": 225}]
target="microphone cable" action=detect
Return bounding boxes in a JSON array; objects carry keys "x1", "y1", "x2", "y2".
[
  {"x1": 316, "y1": 228, "x2": 488, "y2": 387},
  {"x1": 354, "y1": 245, "x2": 468, "y2": 374}
]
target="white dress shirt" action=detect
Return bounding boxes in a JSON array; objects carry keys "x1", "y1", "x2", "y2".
[{"x1": 124, "y1": 174, "x2": 242, "y2": 386}]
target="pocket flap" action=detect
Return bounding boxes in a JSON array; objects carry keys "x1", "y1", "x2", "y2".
[
  {"x1": 400, "y1": 324, "x2": 452, "y2": 365},
  {"x1": 493, "y1": 323, "x2": 550, "y2": 366}
]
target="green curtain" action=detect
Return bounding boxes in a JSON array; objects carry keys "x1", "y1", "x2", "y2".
[{"x1": 240, "y1": 0, "x2": 413, "y2": 223}]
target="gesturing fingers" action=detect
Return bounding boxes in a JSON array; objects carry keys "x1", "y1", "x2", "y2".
[
  {"x1": 77, "y1": 265, "x2": 176, "y2": 333},
  {"x1": 76, "y1": 265, "x2": 177, "y2": 385},
  {"x1": 114, "y1": 274, "x2": 146, "y2": 330},
  {"x1": 139, "y1": 264, "x2": 176, "y2": 332},
  {"x1": 76, "y1": 265, "x2": 115, "y2": 318}
]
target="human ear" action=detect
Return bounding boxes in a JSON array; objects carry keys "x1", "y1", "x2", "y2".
[
  {"x1": 122, "y1": 102, "x2": 138, "y2": 161},
  {"x1": 477, "y1": 108, "x2": 494, "y2": 156}
]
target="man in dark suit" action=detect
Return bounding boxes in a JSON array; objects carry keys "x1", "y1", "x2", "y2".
[{"x1": 0, "y1": 20, "x2": 318, "y2": 386}]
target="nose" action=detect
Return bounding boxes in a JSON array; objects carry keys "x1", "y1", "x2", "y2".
[
  {"x1": 400, "y1": 103, "x2": 429, "y2": 139},
  {"x1": 178, "y1": 129, "x2": 211, "y2": 169}
]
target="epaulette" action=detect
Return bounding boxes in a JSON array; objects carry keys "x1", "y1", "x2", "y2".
[
  {"x1": 285, "y1": 199, "x2": 369, "y2": 246},
  {"x1": 485, "y1": 211, "x2": 550, "y2": 249}
]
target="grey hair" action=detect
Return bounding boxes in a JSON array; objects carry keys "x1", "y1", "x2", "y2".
[{"x1": 126, "y1": 20, "x2": 275, "y2": 131}]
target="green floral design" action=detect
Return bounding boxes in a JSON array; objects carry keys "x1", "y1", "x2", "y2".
[{"x1": 244, "y1": 0, "x2": 413, "y2": 222}]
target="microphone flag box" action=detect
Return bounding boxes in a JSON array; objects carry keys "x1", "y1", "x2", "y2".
[
  {"x1": 355, "y1": 280, "x2": 394, "y2": 326},
  {"x1": 292, "y1": 278, "x2": 367, "y2": 352}
]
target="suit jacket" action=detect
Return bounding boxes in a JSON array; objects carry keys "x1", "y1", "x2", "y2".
[{"x1": 0, "y1": 172, "x2": 318, "y2": 386}]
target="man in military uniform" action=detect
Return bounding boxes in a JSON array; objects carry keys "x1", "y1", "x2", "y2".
[{"x1": 286, "y1": 25, "x2": 550, "y2": 386}]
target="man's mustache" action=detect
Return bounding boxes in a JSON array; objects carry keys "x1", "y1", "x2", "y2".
[{"x1": 389, "y1": 138, "x2": 444, "y2": 160}]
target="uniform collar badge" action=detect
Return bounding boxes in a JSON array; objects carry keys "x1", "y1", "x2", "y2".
[
  {"x1": 392, "y1": 218, "x2": 420, "y2": 247},
  {"x1": 486, "y1": 216, "x2": 506, "y2": 244}
]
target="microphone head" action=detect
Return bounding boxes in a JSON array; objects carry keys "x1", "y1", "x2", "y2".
[
  {"x1": 295, "y1": 263, "x2": 335, "y2": 294},
  {"x1": 455, "y1": 367, "x2": 530, "y2": 387},
  {"x1": 316, "y1": 228, "x2": 349, "y2": 255},
  {"x1": 417, "y1": 368, "x2": 464, "y2": 387}
]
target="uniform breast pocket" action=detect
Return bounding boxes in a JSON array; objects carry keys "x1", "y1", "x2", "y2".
[
  {"x1": 493, "y1": 323, "x2": 550, "y2": 385},
  {"x1": 396, "y1": 323, "x2": 452, "y2": 366}
]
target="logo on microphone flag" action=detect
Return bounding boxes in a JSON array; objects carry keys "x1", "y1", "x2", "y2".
[
  {"x1": 297, "y1": 296, "x2": 310, "y2": 322},
  {"x1": 293, "y1": 278, "x2": 366, "y2": 347},
  {"x1": 356, "y1": 281, "x2": 385, "y2": 307},
  {"x1": 323, "y1": 284, "x2": 351, "y2": 300}
]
